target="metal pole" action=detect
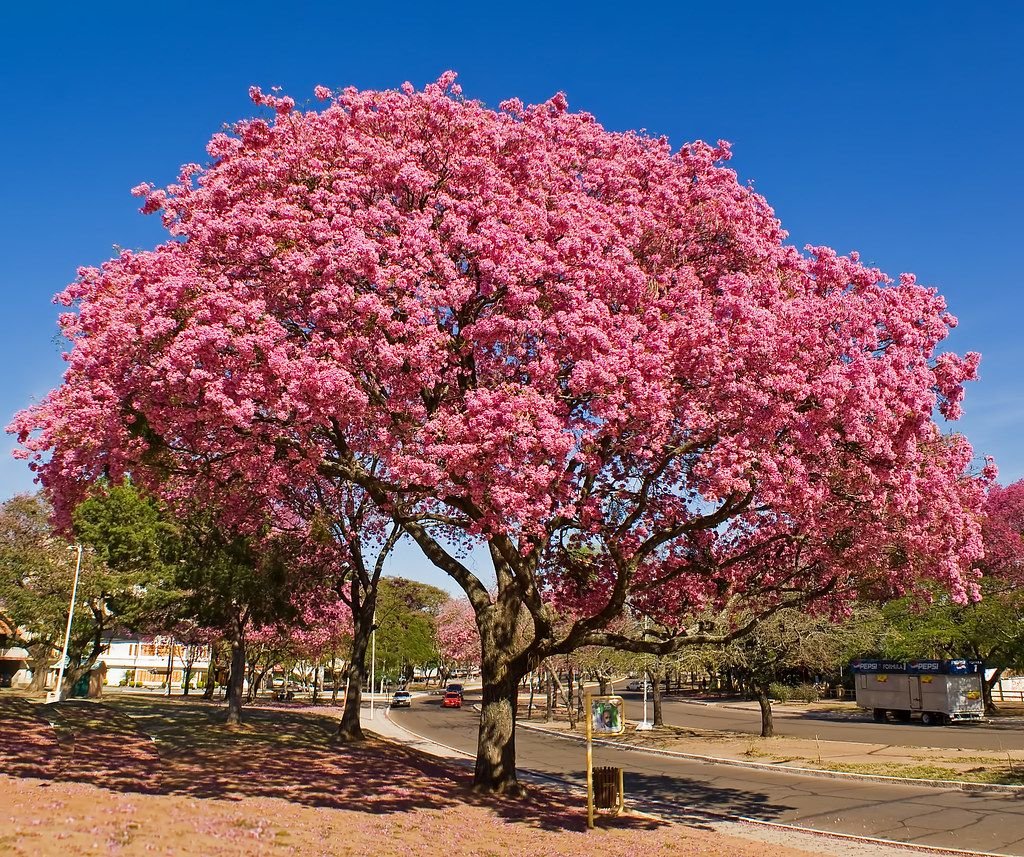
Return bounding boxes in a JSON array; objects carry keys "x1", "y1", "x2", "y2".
[
  {"x1": 637, "y1": 614, "x2": 653, "y2": 730},
  {"x1": 369, "y1": 611, "x2": 376, "y2": 720},
  {"x1": 586, "y1": 688, "x2": 594, "y2": 829},
  {"x1": 54, "y1": 544, "x2": 83, "y2": 702}
]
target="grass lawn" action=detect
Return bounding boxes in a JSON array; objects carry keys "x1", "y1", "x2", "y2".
[{"x1": 0, "y1": 695, "x2": 820, "y2": 856}]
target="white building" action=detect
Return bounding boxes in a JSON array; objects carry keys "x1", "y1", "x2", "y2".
[
  {"x1": 99, "y1": 637, "x2": 212, "y2": 689},
  {"x1": 0, "y1": 635, "x2": 212, "y2": 690}
]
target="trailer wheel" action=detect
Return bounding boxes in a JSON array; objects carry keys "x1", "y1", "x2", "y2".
[
  {"x1": 921, "y1": 711, "x2": 936, "y2": 726},
  {"x1": 873, "y1": 708, "x2": 887, "y2": 722}
]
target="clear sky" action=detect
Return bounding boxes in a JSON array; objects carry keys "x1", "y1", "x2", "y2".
[{"x1": 2, "y1": 2, "x2": 1021, "y2": 592}]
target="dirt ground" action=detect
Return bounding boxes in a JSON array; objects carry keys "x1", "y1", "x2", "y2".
[{"x1": 0, "y1": 696, "x2": 823, "y2": 857}]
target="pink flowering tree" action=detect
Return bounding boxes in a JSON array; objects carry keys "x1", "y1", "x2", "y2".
[
  {"x1": 434, "y1": 598, "x2": 480, "y2": 685},
  {"x1": 879, "y1": 479, "x2": 1024, "y2": 712},
  {"x1": 283, "y1": 481, "x2": 403, "y2": 738},
  {"x1": 290, "y1": 589, "x2": 354, "y2": 662},
  {"x1": 11, "y1": 75, "x2": 989, "y2": 792},
  {"x1": 981, "y1": 480, "x2": 1024, "y2": 583},
  {"x1": 287, "y1": 587, "x2": 354, "y2": 702}
]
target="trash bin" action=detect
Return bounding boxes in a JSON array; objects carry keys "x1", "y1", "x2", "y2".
[{"x1": 593, "y1": 766, "x2": 622, "y2": 809}]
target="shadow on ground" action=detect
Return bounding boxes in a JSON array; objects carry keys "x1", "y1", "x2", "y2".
[{"x1": 0, "y1": 696, "x2": 675, "y2": 833}]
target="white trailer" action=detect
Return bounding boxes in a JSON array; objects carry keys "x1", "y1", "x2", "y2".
[{"x1": 852, "y1": 659, "x2": 984, "y2": 725}]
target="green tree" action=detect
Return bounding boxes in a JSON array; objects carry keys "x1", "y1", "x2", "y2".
[
  {"x1": 881, "y1": 587, "x2": 1024, "y2": 712},
  {"x1": 0, "y1": 488, "x2": 173, "y2": 695},
  {"x1": 77, "y1": 483, "x2": 300, "y2": 724},
  {"x1": 373, "y1": 578, "x2": 449, "y2": 685},
  {"x1": 0, "y1": 494, "x2": 79, "y2": 691},
  {"x1": 720, "y1": 607, "x2": 883, "y2": 736},
  {"x1": 170, "y1": 515, "x2": 298, "y2": 725}
]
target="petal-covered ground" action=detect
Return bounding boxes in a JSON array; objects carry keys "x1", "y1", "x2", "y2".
[{"x1": 1, "y1": 696, "x2": 821, "y2": 856}]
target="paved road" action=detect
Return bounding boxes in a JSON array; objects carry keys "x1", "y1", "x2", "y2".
[
  {"x1": 612, "y1": 686, "x2": 1024, "y2": 752},
  {"x1": 392, "y1": 694, "x2": 1024, "y2": 855}
]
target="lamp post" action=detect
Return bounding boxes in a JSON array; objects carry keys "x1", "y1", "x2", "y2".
[
  {"x1": 52, "y1": 544, "x2": 84, "y2": 703},
  {"x1": 636, "y1": 613, "x2": 653, "y2": 730}
]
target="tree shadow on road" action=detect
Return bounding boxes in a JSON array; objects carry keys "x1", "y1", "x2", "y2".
[{"x1": 617, "y1": 770, "x2": 794, "y2": 829}]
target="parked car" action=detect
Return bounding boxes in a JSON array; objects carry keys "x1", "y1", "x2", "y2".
[
  {"x1": 445, "y1": 683, "x2": 465, "y2": 699},
  {"x1": 624, "y1": 679, "x2": 650, "y2": 692},
  {"x1": 442, "y1": 691, "x2": 463, "y2": 709},
  {"x1": 390, "y1": 690, "x2": 413, "y2": 708}
]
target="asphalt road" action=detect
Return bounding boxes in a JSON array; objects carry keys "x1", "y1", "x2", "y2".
[
  {"x1": 391, "y1": 694, "x2": 1024, "y2": 855},
  {"x1": 611, "y1": 687, "x2": 1024, "y2": 752}
]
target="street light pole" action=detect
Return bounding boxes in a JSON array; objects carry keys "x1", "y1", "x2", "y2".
[
  {"x1": 637, "y1": 613, "x2": 653, "y2": 730},
  {"x1": 53, "y1": 544, "x2": 84, "y2": 702}
]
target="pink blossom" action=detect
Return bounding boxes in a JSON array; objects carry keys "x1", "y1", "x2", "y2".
[{"x1": 8, "y1": 72, "x2": 987, "y2": 649}]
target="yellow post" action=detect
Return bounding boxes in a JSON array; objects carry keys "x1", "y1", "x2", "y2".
[{"x1": 585, "y1": 688, "x2": 594, "y2": 830}]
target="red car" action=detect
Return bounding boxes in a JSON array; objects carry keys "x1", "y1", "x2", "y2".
[{"x1": 441, "y1": 691, "x2": 463, "y2": 709}]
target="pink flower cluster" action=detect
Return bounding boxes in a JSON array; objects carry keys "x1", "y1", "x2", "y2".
[{"x1": 8, "y1": 72, "x2": 989, "y2": 629}]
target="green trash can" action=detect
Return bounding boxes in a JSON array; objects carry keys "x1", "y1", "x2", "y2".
[{"x1": 71, "y1": 673, "x2": 90, "y2": 698}]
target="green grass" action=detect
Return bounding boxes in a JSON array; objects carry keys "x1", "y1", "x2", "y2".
[{"x1": 820, "y1": 761, "x2": 1024, "y2": 785}]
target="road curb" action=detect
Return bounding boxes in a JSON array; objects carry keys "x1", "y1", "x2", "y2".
[
  {"x1": 516, "y1": 721, "x2": 1024, "y2": 794},
  {"x1": 379, "y1": 710, "x2": 1012, "y2": 857}
]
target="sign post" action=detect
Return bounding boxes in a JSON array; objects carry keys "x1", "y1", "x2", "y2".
[
  {"x1": 586, "y1": 689, "x2": 594, "y2": 830},
  {"x1": 585, "y1": 691, "x2": 625, "y2": 829}
]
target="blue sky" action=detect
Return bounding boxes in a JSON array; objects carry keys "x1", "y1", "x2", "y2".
[{"x1": 2, "y1": 2, "x2": 1021, "y2": 590}]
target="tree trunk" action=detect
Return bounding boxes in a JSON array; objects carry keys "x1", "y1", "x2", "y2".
[
  {"x1": 757, "y1": 684, "x2": 774, "y2": 737},
  {"x1": 61, "y1": 618, "x2": 105, "y2": 698},
  {"x1": 597, "y1": 672, "x2": 609, "y2": 695},
  {"x1": 648, "y1": 668, "x2": 664, "y2": 727},
  {"x1": 544, "y1": 667, "x2": 554, "y2": 723},
  {"x1": 527, "y1": 672, "x2": 536, "y2": 719},
  {"x1": 182, "y1": 660, "x2": 193, "y2": 696},
  {"x1": 474, "y1": 654, "x2": 525, "y2": 795},
  {"x1": 470, "y1": 597, "x2": 532, "y2": 796},
  {"x1": 983, "y1": 666, "x2": 1005, "y2": 715},
  {"x1": 28, "y1": 643, "x2": 56, "y2": 692},
  {"x1": 566, "y1": 667, "x2": 577, "y2": 729},
  {"x1": 203, "y1": 644, "x2": 219, "y2": 700},
  {"x1": 225, "y1": 635, "x2": 246, "y2": 727},
  {"x1": 337, "y1": 604, "x2": 372, "y2": 741}
]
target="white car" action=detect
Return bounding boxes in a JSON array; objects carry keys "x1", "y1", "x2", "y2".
[
  {"x1": 390, "y1": 690, "x2": 413, "y2": 708},
  {"x1": 624, "y1": 679, "x2": 650, "y2": 692}
]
